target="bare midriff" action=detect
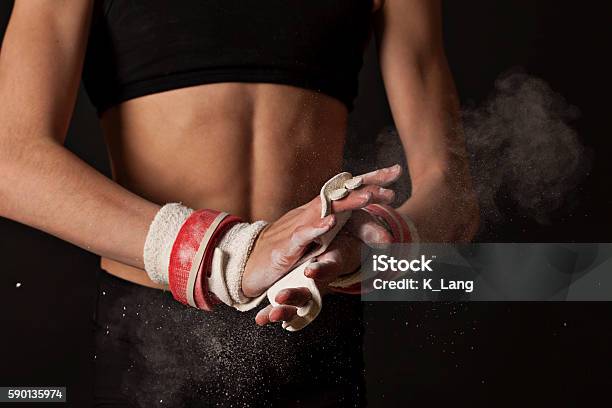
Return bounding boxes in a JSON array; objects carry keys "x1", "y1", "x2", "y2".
[{"x1": 99, "y1": 83, "x2": 349, "y2": 289}]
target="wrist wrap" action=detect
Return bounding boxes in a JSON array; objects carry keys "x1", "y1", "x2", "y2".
[
  {"x1": 361, "y1": 203, "x2": 419, "y2": 243},
  {"x1": 209, "y1": 221, "x2": 269, "y2": 310},
  {"x1": 143, "y1": 203, "x2": 194, "y2": 285},
  {"x1": 168, "y1": 210, "x2": 242, "y2": 310}
]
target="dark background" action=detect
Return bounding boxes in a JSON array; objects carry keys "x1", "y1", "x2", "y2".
[{"x1": 1, "y1": 1, "x2": 611, "y2": 406}]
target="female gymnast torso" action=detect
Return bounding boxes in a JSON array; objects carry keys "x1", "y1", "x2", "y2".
[{"x1": 0, "y1": 0, "x2": 478, "y2": 405}]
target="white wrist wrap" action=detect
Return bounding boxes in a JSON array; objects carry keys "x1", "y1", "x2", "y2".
[
  {"x1": 143, "y1": 203, "x2": 194, "y2": 285},
  {"x1": 209, "y1": 221, "x2": 268, "y2": 310}
]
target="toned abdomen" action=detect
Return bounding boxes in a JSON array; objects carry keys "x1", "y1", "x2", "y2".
[{"x1": 99, "y1": 82, "x2": 348, "y2": 287}]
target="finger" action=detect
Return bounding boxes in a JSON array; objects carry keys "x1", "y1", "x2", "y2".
[
  {"x1": 268, "y1": 305, "x2": 299, "y2": 323},
  {"x1": 275, "y1": 287, "x2": 312, "y2": 307},
  {"x1": 348, "y1": 210, "x2": 394, "y2": 245},
  {"x1": 330, "y1": 190, "x2": 372, "y2": 213},
  {"x1": 331, "y1": 186, "x2": 395, "y2": 213},
  {"x1": 358, "y1": 164, "x2": 402, "y2": 187},
  {"x1": 255, "y1": 305, "x2": 273, "y2": 326},
  {"x1": 304, "y1": 258, "x2": 344, "y2": 282},
  {"x1": 359, "y1": 185, "x2": 396, "y2": 204}
]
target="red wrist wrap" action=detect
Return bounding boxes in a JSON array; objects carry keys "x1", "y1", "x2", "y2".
[
  {"x1": 362, "y1": 204, "x2": 413, "y2": 244},
  {"x1": 332, "y1": 204, "x2": 415, "y2": 294},
  {"x1": 168, "y1": 209, "x2": 241, "y2": 311}
]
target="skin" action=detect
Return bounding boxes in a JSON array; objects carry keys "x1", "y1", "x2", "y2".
[{"x1": 0, "y1": 0, "x2": 478, "y2": 327}]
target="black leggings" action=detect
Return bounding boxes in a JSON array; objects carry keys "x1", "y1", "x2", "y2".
[{"x1": 93, "y1": 270, "x2": 365, "y2": 407}]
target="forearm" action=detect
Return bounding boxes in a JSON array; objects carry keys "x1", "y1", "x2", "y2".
[
  {"x1": 375, "y1": 0, "x2": 479, "y2": 241},
  {"x1": 0, "y1": 137, "x2": 160, "y2": 267},
  {"x1": 387, "y1": 55, "x2": 478, "y2": 241}
]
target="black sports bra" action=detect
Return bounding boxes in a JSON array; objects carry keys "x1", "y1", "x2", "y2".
[{"x1": 83, "y1": 0, "x2": 373, "y2": 113}]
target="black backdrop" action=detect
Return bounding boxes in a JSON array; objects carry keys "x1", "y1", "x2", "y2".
[{"x1": 1, "y1": 1, "x2": 611, "y2": 406}]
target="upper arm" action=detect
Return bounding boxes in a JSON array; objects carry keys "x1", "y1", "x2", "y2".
[
  {"x1": 0, "y1": 0, "x2": 93, "y2": 143},
  {"x1": 374, "y1": 0, "x2": 445, "y2": 81}
]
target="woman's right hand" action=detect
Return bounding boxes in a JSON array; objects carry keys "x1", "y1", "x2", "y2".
[{"x1": 241, "y1": 166, "x2": 401, "y2": 298}]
